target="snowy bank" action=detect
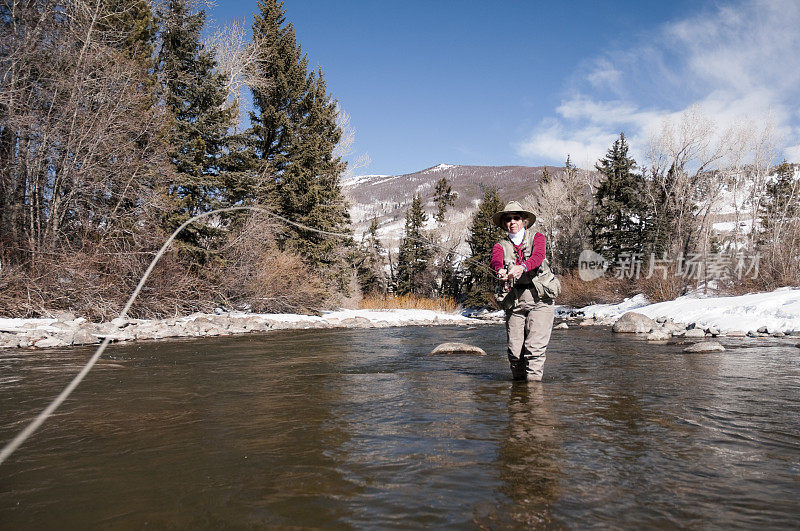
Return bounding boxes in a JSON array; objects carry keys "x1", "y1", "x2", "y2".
[
  {"x1": 5, "y1": 287, "x2": 800, "y2": 350},
  {"x1": 0, "y1": 309, "x2": 484, "y2": 350},
  {"x1": 571, "y1": 287, "x2": 800, "y2": 333}
]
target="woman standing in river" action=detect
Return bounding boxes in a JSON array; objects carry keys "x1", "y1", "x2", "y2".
[{"x1": 490, "y1": 201, "x2": 555, "y2": 382}]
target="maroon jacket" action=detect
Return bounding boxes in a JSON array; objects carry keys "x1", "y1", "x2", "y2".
[{"x1": 490, "y1": 231, "x2": 546, "y2": 273}]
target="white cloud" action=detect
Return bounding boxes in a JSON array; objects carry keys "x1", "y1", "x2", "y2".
[
  {"x1": 786, "y1": 145, "x2": 800, "y2": 162},
  {"x1": 586, "y1": 58, "x2": 622, "y2": 91},
  {"x1": 517, "y1": 99, "x2": 663, "y2": 168},
  {"x1": 517, "y1": 0, "x2": 800, "y2": 168},
  {"x1": 517, "y1": 119, "x2": 618, "y2": 168},
  {"x1": 555, "y1": 97, "x2": 661, "y2": 130}
]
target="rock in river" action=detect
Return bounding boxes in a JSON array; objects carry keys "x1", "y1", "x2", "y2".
[
  {"x1": 72, "y1": 329, "x2": 100, "y2": 345},
  {"x1": 612, "y1": 312, "x2": 656, "y2": 334},
  {"x1": 683, "y1": 341, "x2": 725, "y2": 353},
  {"x1": 646, "y1": 329, "x2": 672, "y2": 341},
  {"x1": 430, "y1": 342, "x2": 486, "y2": 356},
  {"x1": 683, "y1": 328, "x2": 707, "y2": 338}
]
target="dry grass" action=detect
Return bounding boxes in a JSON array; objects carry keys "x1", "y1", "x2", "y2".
[
  {"x1": 557, "y1": 271, "x2": 636, "y2": 308},
  {"x1": 359, "y1": 293, "x2": 460, "y2": 313}
]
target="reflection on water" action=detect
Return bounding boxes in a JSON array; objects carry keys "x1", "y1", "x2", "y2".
[
  {"x1": 479, "y1": 383, "x2": 562, "y2": 528},
  {"x1": 0, "y1": 326, "x2": 798, "y2": 528}
]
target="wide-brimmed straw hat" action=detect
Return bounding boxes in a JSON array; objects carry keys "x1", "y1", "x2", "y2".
[{"x1": 492, "y1": 201, "x2": 536, "y2": 228}]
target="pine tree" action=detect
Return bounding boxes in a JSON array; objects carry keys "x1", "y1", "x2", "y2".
[
  {"x1": 433, "y1": 176, "x2": 456, "y2": 222},
  {"x1": 100, "y1": 0, "x2": 157, "y2": 64},
  {"x1": 464, "y1": 187, "x2": 505, "y2": 307},
  {"x1": 248, "y1": 0, "x2": 353, "y2": 290},
  {"x1": 439, "y1": 248, "x2": 464, "y2": 300},
  {"x1": 649, "y1": 163, "x2": 690, "y2": 256},
  {"x1": 248, "y1": 0, "x2": 308, "y2": 189},
  {"x1": 591, "y1": 133, "x2": 649, "y2": 262},
  {"x1": 396, "y1": 195, "x2": 431, "y2": 295},
  {"x1": 276, "y1": 72, "x2": 353, "y2": 288},
  {"x1": 158, "y1": 0, "x2": 236, "y2": 257},
  {"x1": 541, "y1": 166, "x2": 551, "y2": 184},
  {"x1": 357, "y1": 217, "x2": 386, "y2": 295}
]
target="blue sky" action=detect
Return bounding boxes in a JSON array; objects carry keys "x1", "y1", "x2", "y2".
[{"x1": 209, "y1": 0, "x2": 800, "y2": 176}]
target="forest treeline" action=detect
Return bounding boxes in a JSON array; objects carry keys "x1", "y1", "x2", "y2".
[
  {"x1": 1, "y1": 1, "x2": 797, "y2": 320},
  {"x1": 385, "y1": 125, "x2": 798, "y2": 308},
  {"x1": 1, "y1": 0, "x2": 354, "y2": 318}
]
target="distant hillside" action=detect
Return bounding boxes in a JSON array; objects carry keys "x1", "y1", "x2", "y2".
[{"x1": 342, "y1": 163, "x2": 567, "y2": 250}]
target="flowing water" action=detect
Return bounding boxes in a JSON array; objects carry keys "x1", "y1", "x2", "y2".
[{"x1": 1, "y1": 325, "x2": 798, "y2": 528}]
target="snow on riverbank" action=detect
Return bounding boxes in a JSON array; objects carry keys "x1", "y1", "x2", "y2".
[
  {"x1": 570, "y1": 287, "x2": 800, "y2": 333},
  {"x1": 3, "y1": 287, "x2": 800, "y2": 349},
  {"x1": 0, "y1": 309, "x2": 482, "y2": 350}
]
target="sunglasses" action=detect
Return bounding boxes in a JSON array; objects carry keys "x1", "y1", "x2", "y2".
[{"x1": 504, "y1": 215, "x2": 523, "y2": 222}]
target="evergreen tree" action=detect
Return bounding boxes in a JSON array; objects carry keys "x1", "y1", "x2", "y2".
[
  {"x1": 433, "y1": 176, "x2": 456, "y2": 222},
  {"x1": 649, "y1": 163, "x2": 691, "y2": 256},
  {"x1": 356, "y1": 217, "x2": 386, "y2": 295},
  {"x1": 248, "y1": 0, "x2": 308, "y2": 188},
  {"x1": 396, "y1": 195, "x2": 431, "y2": 295},
  {"x1": 590, "y1": 133, "x2": 649, "y2": 262},
  {"x1": 464, "y1": 187, "x2": 504, "y2": 307},
  {"x1": 248, "y1": 0, "x2": 353, "y2": 289},
  {"x1": 100, "y1": 0, "x2": 157, "y2": 64},
  {"x1": 541, "y1": 166, "x2": 551, "y2": 184},
  {"x1": 277, "y1": 72, "x2": 353, "y2": 288},
  {"x1": 158, "y1": 0, "x2": 236, "y2": 257},
  {"x1": 439, "y1": 248, "x2": 464, "y2": 300}
]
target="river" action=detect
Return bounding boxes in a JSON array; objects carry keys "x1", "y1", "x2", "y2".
[{"x1": 1, "y1": 325, "x2": 798, "y2": 528}]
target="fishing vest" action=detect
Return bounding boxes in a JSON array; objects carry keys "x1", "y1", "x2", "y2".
[
  {"x1": 494, "y1": 230, "x2": 561, "y2": 308},
  {"x1": 498, "y1": 229, "x2": 538, "y2": 284}
]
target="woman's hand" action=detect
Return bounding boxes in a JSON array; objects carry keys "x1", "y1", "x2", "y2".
[
  {"x1": 497, "y1": 268, "x2": 508, "y2": 281},
  {"x1": 508, "y1": 264, "x2": 525, "y2": 280}
]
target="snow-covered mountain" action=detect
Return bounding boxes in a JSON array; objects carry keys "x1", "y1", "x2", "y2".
[
  {"x1": 343, "y1": 162, "x2": 800, "y2": 255},
  {"x1": 342, "y1": 163, "x2": 557, "y2": 250}
]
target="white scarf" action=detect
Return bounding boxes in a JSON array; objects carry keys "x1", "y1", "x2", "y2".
[{"x1": 508, "y1": 227, "x2": 525, "y2": 246}]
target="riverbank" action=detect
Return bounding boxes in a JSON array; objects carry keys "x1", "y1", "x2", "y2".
[
  {"x1": 562, "y1": 287, "x2": 800, "y2": 336},
  {"x1": 3, "y1": 287, "x2": 800, "y2": 350},
  {"x1": 0, "y1": 309, "x2": 487, "y2": 350}
]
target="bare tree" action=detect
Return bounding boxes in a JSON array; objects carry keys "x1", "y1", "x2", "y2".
[
  {"x1": 646, "y1": 107, "x2": 733, "y2": 260},
  {"x1": 526, "y1": 162, "x2": 595, "y2": 272},
  {"x1": 1, "y1": 0, "x2": 168, "y2": 262},
  {"x1": 205, "y1": 17, "x2": 258, "y2": 125},
  {"x1": 333, "y1": 104, "x2": 371, "y2": 179}
]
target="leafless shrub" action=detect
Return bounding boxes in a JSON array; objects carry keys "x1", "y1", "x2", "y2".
[
  {"x1": 0, "y1": 211, "x2": 338, "y2": 319},
  {"x1": 213, "y1": 214, "x2": 327, "y2": 314},
  {"x1": 634, "y1": 264, "x2": 685, "y2": 303},
  {"x1": 0, "y1": 244, "x2": 204, "y2": 321}
]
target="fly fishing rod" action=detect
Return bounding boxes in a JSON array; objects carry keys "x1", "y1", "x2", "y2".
[{"x1": 0, "y1": 205, "x2": 501, "y2": 465}]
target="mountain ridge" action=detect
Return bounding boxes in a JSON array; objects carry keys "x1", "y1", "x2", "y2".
[{"x1": 342, "y1": 163, "x2": 567, "y2": 249}]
